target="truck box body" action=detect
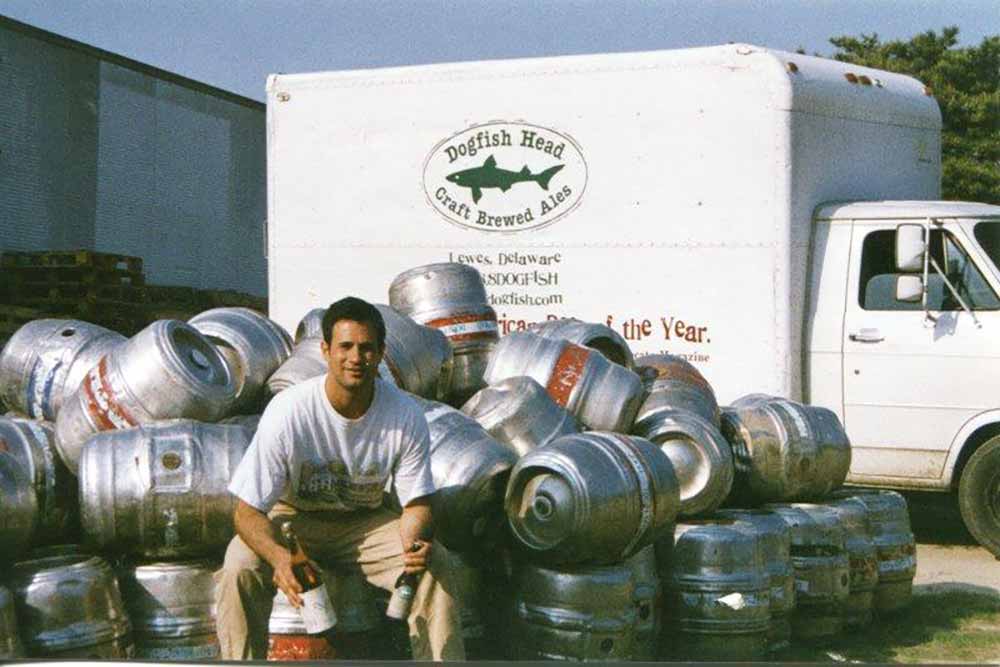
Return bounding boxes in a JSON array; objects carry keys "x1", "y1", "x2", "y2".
[{"x1": 266, "y1": 44, "x2": 940, "y2": 405}]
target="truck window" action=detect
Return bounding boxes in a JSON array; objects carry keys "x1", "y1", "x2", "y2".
[
  {"x1": 974, "y1": 221, "x2": 1000, "y2": 271},
  {"x1": 859, "y1": 229, "x2": 1000, "y2": 311}
]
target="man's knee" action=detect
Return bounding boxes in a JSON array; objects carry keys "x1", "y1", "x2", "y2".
[{"x1": 222, "y1": 535, "x2": 269, "y2": 573}]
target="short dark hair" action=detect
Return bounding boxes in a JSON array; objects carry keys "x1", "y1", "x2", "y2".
[{"x1": 322, "y1": 297, "x2": 386, "y2": 350}]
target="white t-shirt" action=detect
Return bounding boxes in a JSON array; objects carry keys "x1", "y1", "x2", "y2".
[{"x1": 228, "y1": 376, "x2": 434, "y2": 512}]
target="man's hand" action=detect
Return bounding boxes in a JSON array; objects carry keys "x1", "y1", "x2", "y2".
[
  {"x1": 399, "y1": 496, "x2": 434, "y2": 575},
  {"x1": 270, "y1": 548, "x2": 304, "y2": 608},
  {"x1": 233, "y1": 500, "x2": 308, "y2": 607},
  {"x1": 403, "y1": 539, "x2": 431, "y2": 575}
]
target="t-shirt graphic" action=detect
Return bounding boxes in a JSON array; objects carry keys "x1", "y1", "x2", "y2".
[{"x1": 297, "y1": 459, "x2": 385, "y2": 509}]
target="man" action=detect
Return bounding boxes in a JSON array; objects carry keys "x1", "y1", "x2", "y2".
[{"x1": 216, "y1": 296, "x2": 465, "y2": 660}]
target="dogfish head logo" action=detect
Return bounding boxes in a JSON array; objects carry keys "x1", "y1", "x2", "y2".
[{"x1": 424, "y1": 121, "x2": 587, "y2": 233}]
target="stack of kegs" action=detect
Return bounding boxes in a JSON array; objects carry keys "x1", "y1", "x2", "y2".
[
  {"x1": 0, "y1": 261, "x2": 920, "y2": 661},
  {"x1": 0, "y1": 307, "x2": 290, "y2": 659},
  {"x1": 502, "y1": 432, "x2": 681, "y2": 660}
]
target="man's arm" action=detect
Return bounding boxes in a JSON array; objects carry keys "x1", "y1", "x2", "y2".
[
  {"x1": 399, "y1": 495, "x2": 434, "y2": 574},
  {"x1": 234, "y1": 499, "x2": 303, "y2": 606}
]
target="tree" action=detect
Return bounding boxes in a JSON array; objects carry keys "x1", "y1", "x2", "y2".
[{"x1": 829, "y1": 28, "x2": 999, "y2": 204}]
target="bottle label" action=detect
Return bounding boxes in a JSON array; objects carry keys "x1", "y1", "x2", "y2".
[
  {"x1": 386, "y1": 583, "x2": 416, "y2": 620},
  {"x1": 300, "y1": 584, "x2": 338, "y2": 634}
]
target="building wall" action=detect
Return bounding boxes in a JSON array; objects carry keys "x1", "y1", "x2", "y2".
[{"x1": 0, "y1": 19, "x2": 266, "y2": 296}]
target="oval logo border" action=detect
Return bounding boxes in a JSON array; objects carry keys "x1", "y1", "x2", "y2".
[{"x1": 422, "y1": 120, "x2": 588, "y2": 234}]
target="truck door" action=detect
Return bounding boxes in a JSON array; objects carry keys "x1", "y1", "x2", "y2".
[{"x1": 843, "y1": 223, "x2": 1000, "y2": 486}]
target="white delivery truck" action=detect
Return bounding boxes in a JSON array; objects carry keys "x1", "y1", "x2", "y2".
[{"x1": 265, "y1": 44, "x2": 1000, "y2": 556}]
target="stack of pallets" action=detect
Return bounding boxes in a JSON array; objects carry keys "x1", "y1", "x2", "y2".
[{"x1": 1, "y1": 250, "x2": 148, "y2": 339}]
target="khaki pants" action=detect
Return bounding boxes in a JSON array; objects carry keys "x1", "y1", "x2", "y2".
[{"x1": 215, "y1": 503, "x2": 466, "y2": 661}]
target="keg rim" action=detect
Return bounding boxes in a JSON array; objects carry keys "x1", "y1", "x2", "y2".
[
  {"x1": 11, "y1": 552, "x2": 104, "y2": 581},
  {"x1": 190, "y1": 307, "x2": 293, "y2": 361},
  {"x1": 152, "y1": 321, "x2": 237, "y2": 398}
]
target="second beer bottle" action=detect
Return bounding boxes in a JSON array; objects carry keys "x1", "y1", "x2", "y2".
[{"x1": 282, "y1": 521, "x2": 338, "y2": 633}]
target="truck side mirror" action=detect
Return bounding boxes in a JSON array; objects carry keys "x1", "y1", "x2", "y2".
[
  {"x1": 896, "y1": 225, "x2": 926, "y2": 272},
  {"x1": 895, "y1": 275, "x2": 923, "y2": 303}
]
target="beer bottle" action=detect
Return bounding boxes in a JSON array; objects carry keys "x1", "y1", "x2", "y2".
[
  {"x1": 281, "y1": 521, "x2": 337, "y2": 633},
  {"x1": 386, "y1": 542, "x2": 423, "y2": 620}
]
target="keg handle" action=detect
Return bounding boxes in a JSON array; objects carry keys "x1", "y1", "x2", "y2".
[{"x1": 163, "y1": 508, "x2": 180, "y2": 547}]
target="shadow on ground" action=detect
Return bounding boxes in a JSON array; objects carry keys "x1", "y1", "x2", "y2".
[
  {"x1": 771, "y1": 587, "x2": 1000, "y2": 663},
  {"x1": 899, "y1": 490, "x2": 977, "y2": 546}
]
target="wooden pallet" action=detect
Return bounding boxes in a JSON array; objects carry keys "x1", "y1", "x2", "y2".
[
  {"x1": 0, "y1": 304, "x2": 45, "y2": 338},
  {"x1": 1, "y1": 249, "x2": 143, "y2": 273},
  {"x1": 3, "y1": 266, "x2": 145, "y2": 287},
  {"x1": 145, "y1": 284, "x2": 206, "y2": 307},
  {"x1": 11, "y1": 282, "x2": 148, "y2": 305},
  {"x1": 142, "y1": 304, "x2": 204, "y2": 323},
  {"x1": 202, "y1": 289, "x2": 268, "y2": 311}
]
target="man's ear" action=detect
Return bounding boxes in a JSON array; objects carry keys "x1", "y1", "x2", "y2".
[{"x1": 320, "y1": 339, "x2": 330, "y2": 360}]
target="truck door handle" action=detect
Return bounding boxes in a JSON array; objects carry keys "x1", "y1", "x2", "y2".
[{"x1": 850, "y1": 328, "x2": 885, "y2": 343}]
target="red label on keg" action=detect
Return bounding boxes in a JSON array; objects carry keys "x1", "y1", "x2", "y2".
[
  {"x1": 545, "y1": 343, "x2": 591, "y2": 407},
  {"x1": 268, "y1": 634, "x2": 336, "y2": 661},
  {"x1": 81, "y1": 357, "x2": 138, "y2": 431},
  {"x1": 424, "y1": 311, "x2": 499, "y2": 342}
]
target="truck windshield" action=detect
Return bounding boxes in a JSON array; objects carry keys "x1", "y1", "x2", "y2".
[{"x1": 974, "y1": 221, "x2": 1000, "y2": 275}]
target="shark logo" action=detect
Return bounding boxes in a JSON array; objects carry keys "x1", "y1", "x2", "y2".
[
  {"x1": 424, "y1": 121, "x2": 587, "y2": 233},
  {"x1": 446, "y1": 155, "x2": 564, "y2": 204}
]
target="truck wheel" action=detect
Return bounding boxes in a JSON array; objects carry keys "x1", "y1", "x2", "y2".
[{"x1": 958, "y1": 436, "x2": 1000, "y2": 558}]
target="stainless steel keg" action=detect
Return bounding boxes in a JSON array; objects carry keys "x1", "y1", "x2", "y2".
[
  {"x1": 0, "y1": 585, "x2": 24, "y2": 659},
  {"x1": 625, "y1": 545, "x2": 661, "y2": 661},
  {"x1": 827, "y1": 489, "x2": 916, "y2": 613},
  {"x1": 440, "y1": 548, "x2": 486, "y2": 647},
  {"x1": 10, "y1": 550, "x2": 133, "y2": 658},
  {"x1": 721, "y1": 395, "x2": 852, "y2": 503},
  {"x1": 0, "y1": 451, "x2": 37, "y2": 562},
  {"x1": 511, "y1": 561, "x2": 637, "y2": 661},
  {"x1": 294, "y1": 307, "x2": 326, "y2": 343},
  {"x1": 54, "y1": 320, "x2": 237, "y2": 474},
  {"x1": 534, "y1": 318, "x2": 635, "y2": 369},
  {"x1": 716, "y1": 508, "x2": 795, "y2": 650},
  {"x1": 79, "y1": 419, "x2": 252, "y2": 558},
  {"x1": 118, "y1": 560, "x2": 220, "y2": 660},
  {"x1": 632, "y1": 408, "x2": 733, "y2": 517},
  {"x1": 190, "y1": 307, "x2": 293, "y2": 414},
  {"x1": 0, "y1": 319, "x2": 125, "y2": 421},
  {"x1": 823, "y1": 496, "x2": 879, "y2": 627},
  {"x1": 420, "y1": 401, "x2": 519, "y2": 553},
  {"x1": 765, "y1": 503, "x2": 851, "y2": 641},
  {"x1": 0, "y1": 417, "x2": 76, "y2": 540},
  {"x1": 634, "y1": 353, "x2": 720, "y2": 427},
  {"x1": 662, "y1": 518, "x2": 770, "y2": 661},
  {"x1": 460, "y1": 376, "x2": 579, "y2": 457},
  {"x1": 505, "y1": 431, "x2": 680, "y2": 565},
  {"x1": 389, "y1": 262, "x2": 499, "y2": 405},
  {"x1": 374, "y1": 304, "x2": 454, "y2": 401},
  {"x1": 485, "y1": 331, "x2": 644, "y2": 433},
  {"x1": 219, "y1": 413, "x2": 262, "y2": 439},
  {"x1": 266, "y1": 337, "x2": 327, "y2": 396}
]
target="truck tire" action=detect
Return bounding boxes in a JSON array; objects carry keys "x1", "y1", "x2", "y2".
[{"x1": 958, "y1": 436, "x2": 1000, "y2": 558}]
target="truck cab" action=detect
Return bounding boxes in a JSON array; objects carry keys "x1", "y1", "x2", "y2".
[{"x1": 808, "y1": 200, "x2": 1000, "y2": 555}]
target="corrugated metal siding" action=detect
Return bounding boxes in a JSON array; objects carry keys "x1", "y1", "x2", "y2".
[
  {"x1": 0, "y1": 27, "x2": 98, "y2": 251},
  {"x1": 0, "y1": 22, "x2": 266, "y2": 296}
]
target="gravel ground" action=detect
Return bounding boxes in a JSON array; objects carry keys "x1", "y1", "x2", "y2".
[{"x1": 902, "y1": 490, "x2": 1000, "y2": 596}]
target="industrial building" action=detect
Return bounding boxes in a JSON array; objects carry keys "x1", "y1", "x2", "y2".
[{"x1": 0, "y1": 15, "x2": 267, "y2": 296}]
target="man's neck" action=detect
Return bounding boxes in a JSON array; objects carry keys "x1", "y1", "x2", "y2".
[{"x1": 324, "y1": 374, "x2": 376, "y2": 419}]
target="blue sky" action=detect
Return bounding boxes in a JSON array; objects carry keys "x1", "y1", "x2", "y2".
[{"x1": 1, "y1": 0, "x2": 996, "y2": 101}]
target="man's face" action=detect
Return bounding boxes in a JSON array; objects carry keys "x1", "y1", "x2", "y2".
[{"x1": 321, "y1": 319, "x2": 383, "y2": 392}]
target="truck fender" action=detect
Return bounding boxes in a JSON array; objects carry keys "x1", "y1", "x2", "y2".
[{"x1": 944, "y1": 409, "x2": 1000, "y2": 486}]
